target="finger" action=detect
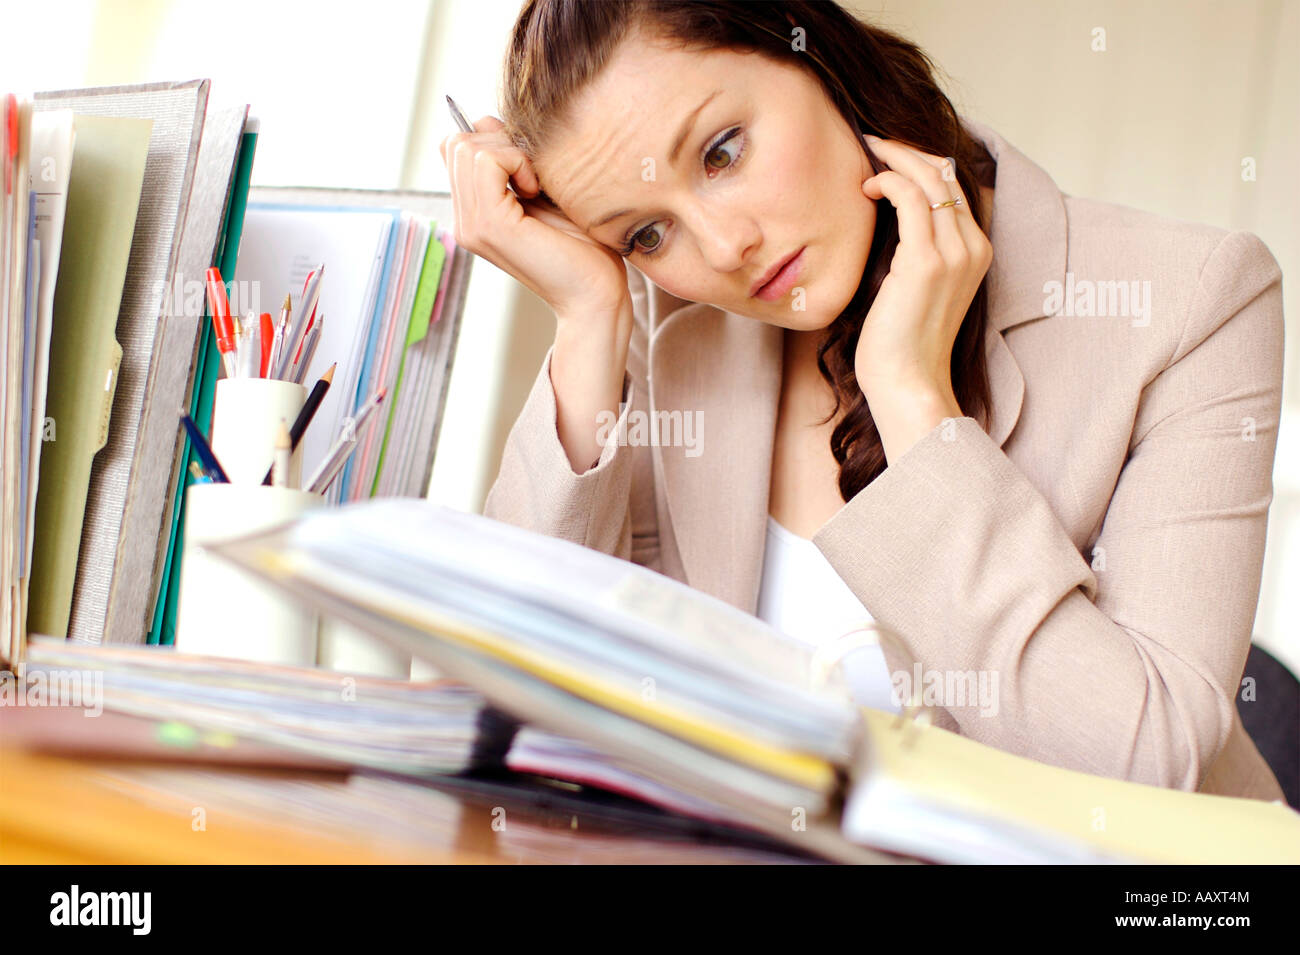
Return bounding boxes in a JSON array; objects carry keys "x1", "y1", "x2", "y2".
[
  {"x1": 868, "y1": 138, "x2": 987, "y2": 257},
  {"x1": 459, "y1": 116, "x2": 542, "y2": 198},
  {"x1": 862, "y1": 169, "x2": 935, "y2": 249},
  {"x1": 500, "y1": 147, "x2": 541, "y2": 197},
  {"x1": 865, "y1": 137, "x2": 958, "y2": 205},
  {"x1": 458, "y1": 137, "x2": 540, "y2": 197},
  {"x1": 450, "y1": 132, "x2": 483, "y2": 232},
  {"x1": 866, "y1": 137, "x2": 975, "y2": 262},
  {"x1": 472, "y1": 143, "x2": 528, "y2": 233}
]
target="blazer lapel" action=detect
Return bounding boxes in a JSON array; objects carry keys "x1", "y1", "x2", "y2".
[
  {"x1": 647, "y1": 117, "x2": 1067, "y2": 614},
  {"x1": 969, "y1": 114, "x2": 1070, "y2": 446},
  {"x1": 649, "y1": 304, "x2": 783, "y2": 613}
]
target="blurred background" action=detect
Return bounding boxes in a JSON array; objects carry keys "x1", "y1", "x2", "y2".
[{"x1": 3, "y1": 0, "x2": 1297, "y2": 673}]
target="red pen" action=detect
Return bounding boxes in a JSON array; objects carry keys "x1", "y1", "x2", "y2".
[
  {"x1": 5, "y1": 94, "x2": 18, "y2": 197},
  {"x1": 259, "y1": 313, "x2": 274, "y2": 377},
  {"x1": 205, "y1": 267, "x2": 238, "y2": 378}
]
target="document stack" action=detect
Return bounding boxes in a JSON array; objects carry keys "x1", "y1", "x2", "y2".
[{"x1": 202, "y1": 498, "x2": 1300, "y2": 865}]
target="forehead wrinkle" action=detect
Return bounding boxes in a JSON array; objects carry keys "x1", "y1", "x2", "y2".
[{"x1": 545, "y1": 112, "x2": 648, "y2": 234}]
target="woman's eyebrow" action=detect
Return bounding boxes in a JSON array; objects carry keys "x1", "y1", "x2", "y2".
[{"x1": 589, "y1": 88, "x2": 724, "y2": 230}]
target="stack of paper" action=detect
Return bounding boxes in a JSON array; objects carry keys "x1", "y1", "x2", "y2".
[
  {"x1": 214, "y1": 498, "x2": 869, "y2": 859},
  {"x1": 210, "y1": 497, "x2": 1300, "y2": 865},
  {"x1": 233, "y1": 189, "x2": 472, "y2": 504},
  {"x1": 1, "y1": 93, "x2": 39, "y2": 664},
  {"x1": 22, "y1": 640, "x2": 488, "y2": 776}
]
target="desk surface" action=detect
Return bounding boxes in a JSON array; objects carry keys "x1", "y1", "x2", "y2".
[{"x1": 0, "y1": 716, "x2": 824, "y2": 864}]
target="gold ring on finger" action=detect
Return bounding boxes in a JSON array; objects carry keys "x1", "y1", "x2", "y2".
[{"x1": 929, "y1": 197, "x2": 963, "y2": 211}]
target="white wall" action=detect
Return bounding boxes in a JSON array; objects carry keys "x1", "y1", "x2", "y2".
[{"x1": 397, "y1": 0, "x2": 556, "y2": 520}]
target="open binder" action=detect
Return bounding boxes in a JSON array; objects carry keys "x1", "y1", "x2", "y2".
[{"x1": 207, "y1": 498, "x2": 1300, "y2": 865}]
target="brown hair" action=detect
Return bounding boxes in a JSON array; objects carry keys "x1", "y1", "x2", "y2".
[{"x1": 502, "y1": 0, "x2": 995, "y2": 499}]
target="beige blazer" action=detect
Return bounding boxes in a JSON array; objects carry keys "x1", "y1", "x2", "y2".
[{"x1": 483, "y1": 117, "x2": 1287, "y2": 803}]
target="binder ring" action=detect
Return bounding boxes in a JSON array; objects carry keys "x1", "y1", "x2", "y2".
[{"x1": 809, "y1": 621, "x2": 934, "y2": 750}]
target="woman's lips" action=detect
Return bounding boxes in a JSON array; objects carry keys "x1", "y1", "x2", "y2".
[{"x1": 752, "y1": 247, "x2": 805, "y2": 301}]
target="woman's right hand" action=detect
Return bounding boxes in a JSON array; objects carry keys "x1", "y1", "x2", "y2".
[
  {"x1": 442, "y1": 115, "x2": 636, "y2": 474},
  {"x1": 439, "y1": 116, "x2": 632, "y2": 320}
]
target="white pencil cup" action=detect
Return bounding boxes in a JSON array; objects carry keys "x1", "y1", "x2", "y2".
[
  {"x1": 317, "y1": 616, "x2": 412, "y2": 678},
  {"x1": 175, "y1": 482, "x2": 324, "y2": 666},
  {"x1": 210, "y1": 378, "x2": 307, "y2": 486}
]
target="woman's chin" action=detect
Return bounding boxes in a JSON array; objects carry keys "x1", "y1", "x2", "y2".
[{"x1": 730, "y1": 302, "x2": 841, "y2": 331}]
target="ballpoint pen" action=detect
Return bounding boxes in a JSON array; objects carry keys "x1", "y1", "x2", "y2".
[
  {"x1": 205, "y1": 267, "x2": 238, "y2": 378},
  {"x1": 292, "y1": 316, "x2": 324, "y2": 385},
  {"x1": 446, "y1": 95, "x2": 558, "y2": 209},
  {"x1": 446, "y1": 94, "x2": 474, "y2": 134},
  {"x1": 259, "y1": 312, "x2": 274, "y2": 378},
  {"x1": 179, "y1": 411, "x2": 230, "y2": 483},
  {"x1": 276, "y1": 265, "x2": 324, "y2": 379},
  {"x1": 271, "y1": 293, "x2": 291, "y2": 378},
  {"x1": 232, "y1": 314, "x2": 246, "y2": 377},
  {"x1": 239, "y1": 312, "x2": 261, "y2": 378},
  {"x1": 304, "y1": 388, "x2": 387, "y2": 495}
]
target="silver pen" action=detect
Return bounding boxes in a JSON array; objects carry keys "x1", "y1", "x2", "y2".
[
  {"x1": 276, "y1": 264, "x2": 324, "y2": 380},
  {"x1": 446, "y1": 94, "x2": 474, "y2": 133},
  {"x1": 304, "y1": 388, "x2": 387, "y2": 495},
  {"x1": 292, "y1": 316, "x2": 324, "y2": 385},
  {"x1": 445, "y1": 95, "x2": 555, "y2": 209}
]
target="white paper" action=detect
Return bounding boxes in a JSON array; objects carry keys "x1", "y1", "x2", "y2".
[
  {"x1": 233, "y1": 206, "x2": 396, "y2": 482},
  {"x1": 23, "y1": 110, "x2": 75, "y2": 576}
]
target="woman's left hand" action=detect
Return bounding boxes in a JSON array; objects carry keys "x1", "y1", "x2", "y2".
[{"x1": 854, "y1": 135, "x2": 993, "y2": 459}]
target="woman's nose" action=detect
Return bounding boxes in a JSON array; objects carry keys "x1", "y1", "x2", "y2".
[{"x1": 688, "y1": 205, "x2": 759, "y2": 274}]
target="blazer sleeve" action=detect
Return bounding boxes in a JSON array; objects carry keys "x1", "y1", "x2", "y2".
[
  {"x1": 481, "y1": 266, "x2": 683, "y2": 570},
  {"x1": 812, "y1": 230, "x2": 1285, "y2": 793}
]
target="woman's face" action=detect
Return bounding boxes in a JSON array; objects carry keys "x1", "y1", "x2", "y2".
[{"x1": 534, "y1": 30, "x2": 877, "y2": 330}]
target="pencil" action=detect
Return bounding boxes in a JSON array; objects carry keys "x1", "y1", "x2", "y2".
[
  {"x1": 271, "y1": 418, "x2": 291, "y2": 488},
  {"x1": 261, "y1": 363, "x2": 336, "y2": 486}
]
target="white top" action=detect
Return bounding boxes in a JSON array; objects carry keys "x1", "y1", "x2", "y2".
[{"x1": 755, "y1": 515, "x2": 901, "y2": 713}]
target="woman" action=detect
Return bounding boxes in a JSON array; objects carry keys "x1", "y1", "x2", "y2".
[{"x1": 440, "y1": 0, "x2": 1286, "y2": 803}]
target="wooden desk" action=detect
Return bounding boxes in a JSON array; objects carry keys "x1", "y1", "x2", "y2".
[{"x1": 0, "y1": 714, "x2": 822, "y2": 864}]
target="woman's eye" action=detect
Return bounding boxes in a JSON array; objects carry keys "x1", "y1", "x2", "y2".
[
  {"x1": 618, "y1": 128, "x2": 745, "y2": 258},
  {"x1": 703, "y1": 127, "x2": 744, "y2": 173},
  {"x1": 631, "y1": 225, "x2": 663, "y2": 253}
]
